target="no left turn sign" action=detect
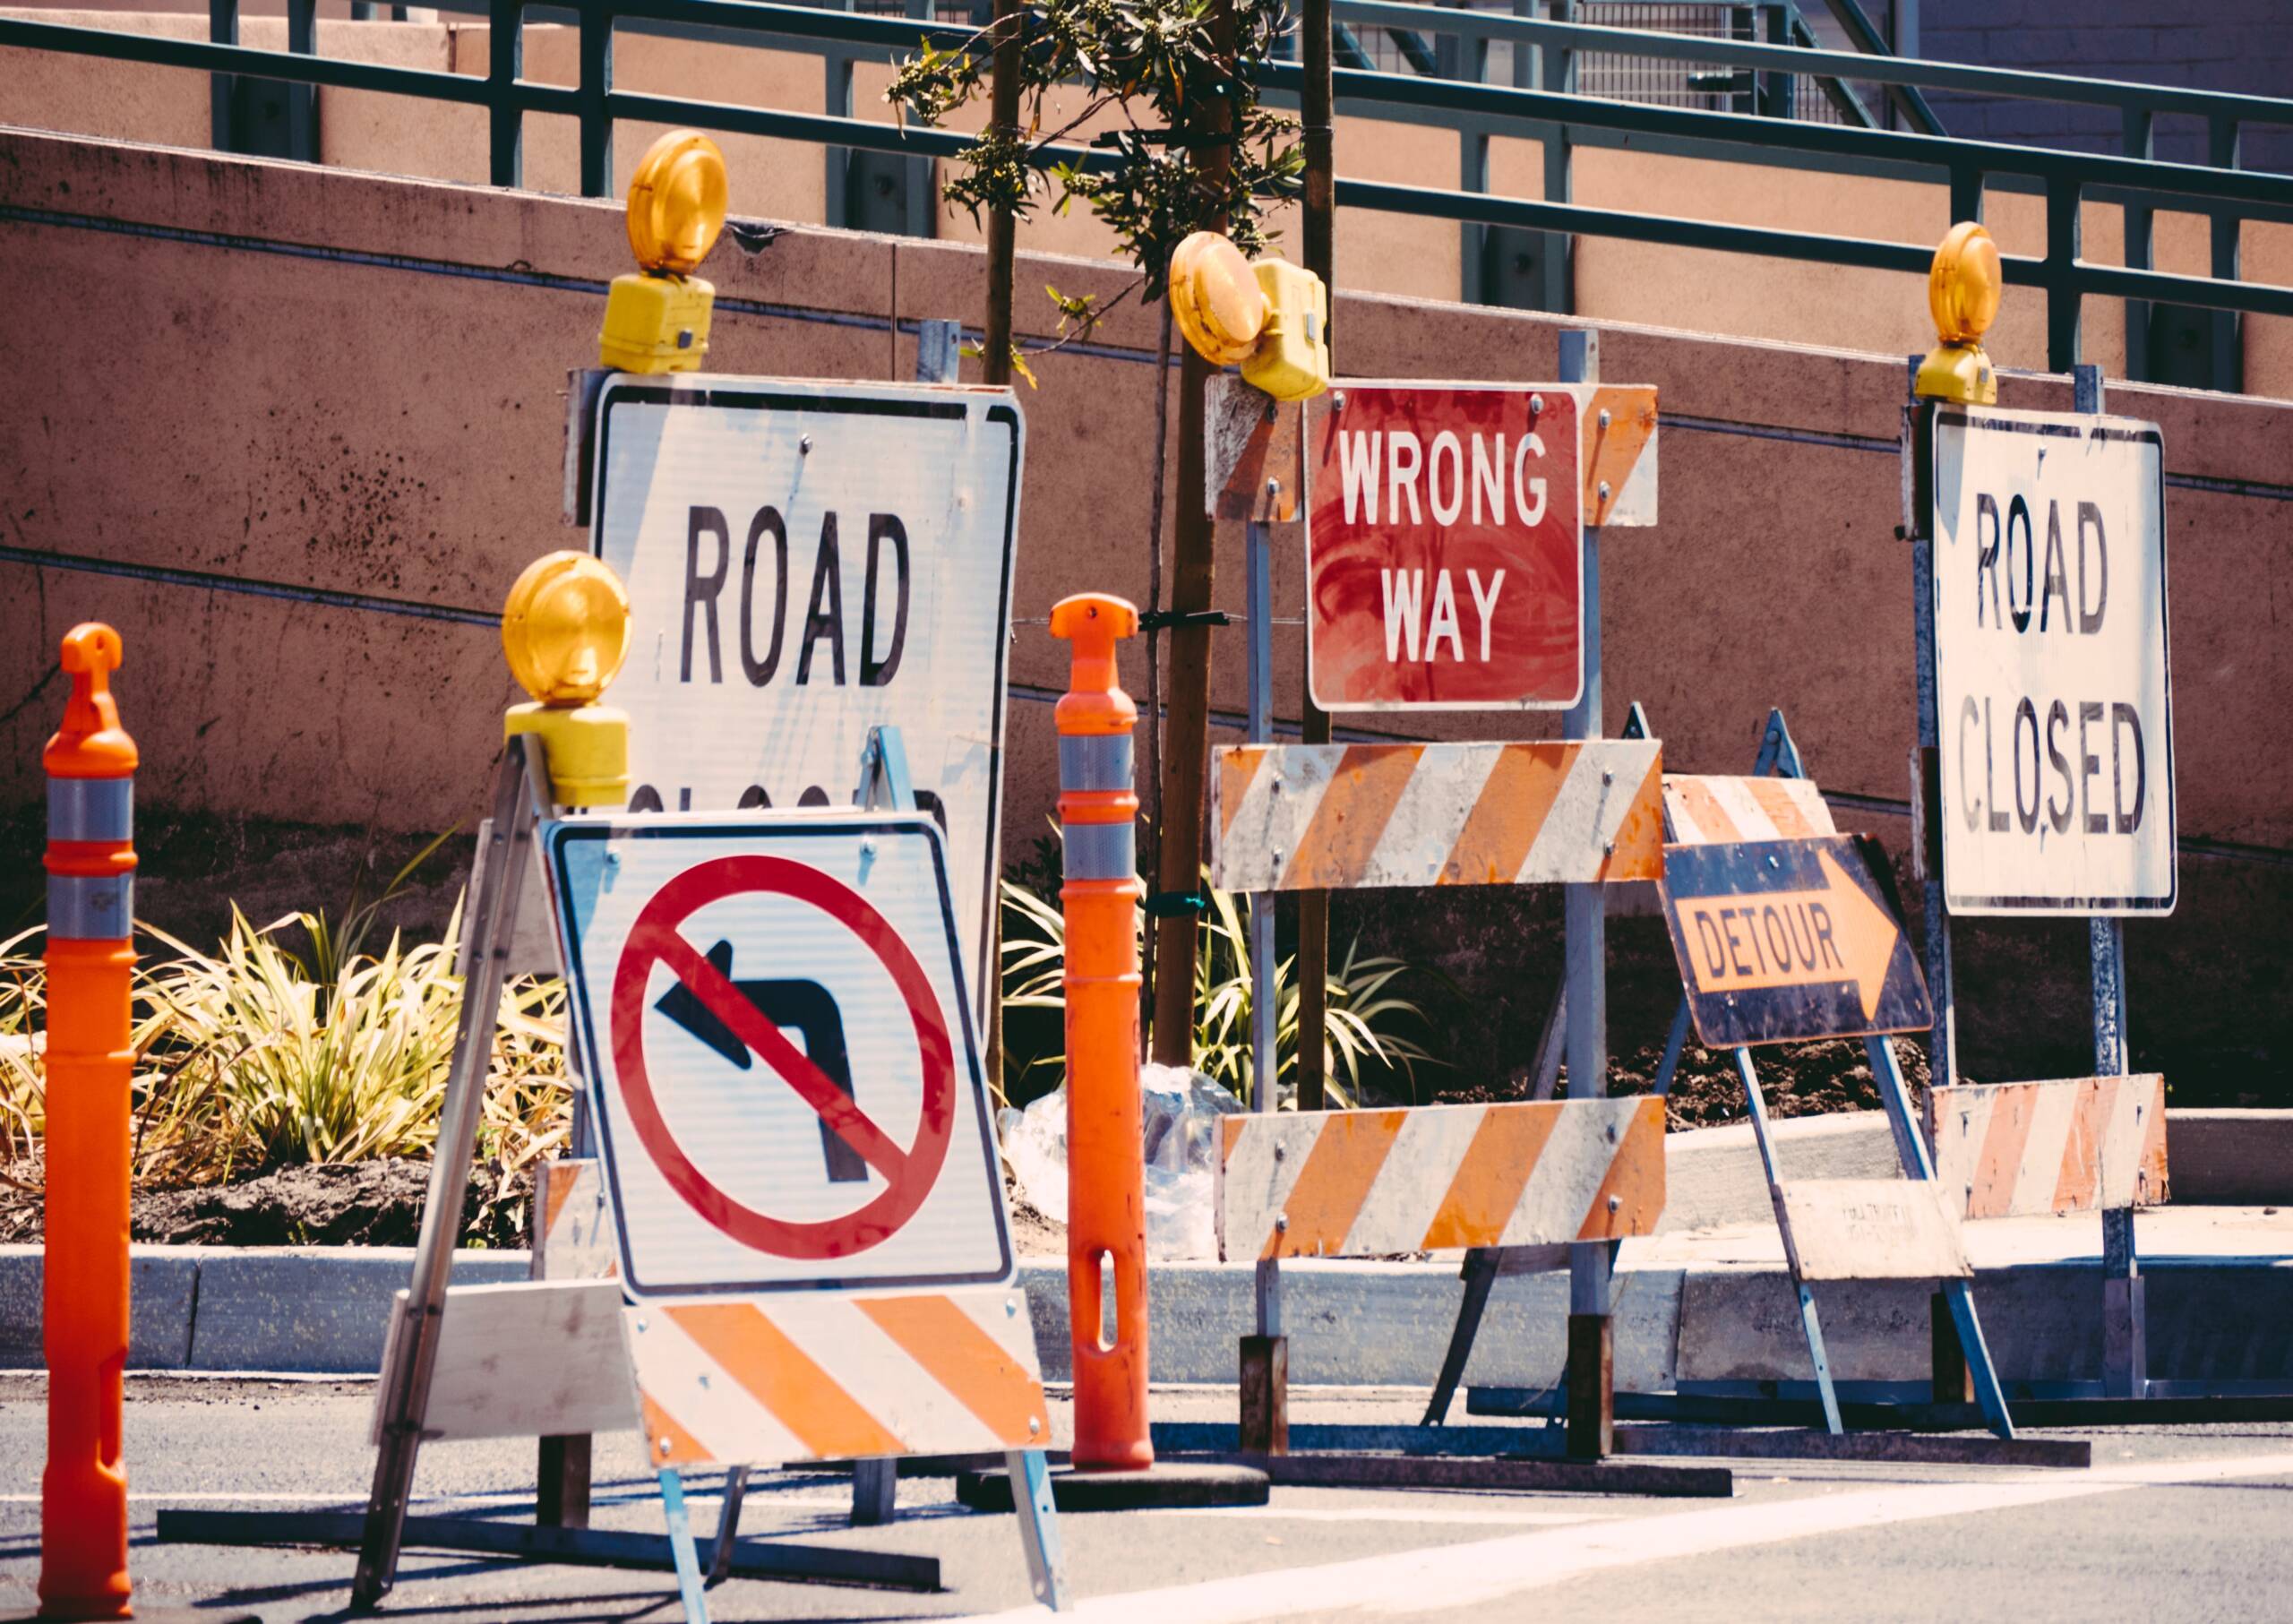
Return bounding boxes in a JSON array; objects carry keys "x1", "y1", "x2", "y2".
[{"x1": 547, "y1": 815, "x2": 1013, "y2": 1298}]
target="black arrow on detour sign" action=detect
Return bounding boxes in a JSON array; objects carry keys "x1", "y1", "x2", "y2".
[{"x1": 653, "y1": 940, "x2": 869, "y2": 1184}]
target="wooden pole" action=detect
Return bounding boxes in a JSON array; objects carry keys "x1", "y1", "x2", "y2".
[
  {"x1": 1148, "y1": 6, "x2": 1237, "y2": 1069},
  {"x1": 1293, "y1": 0, "x2": 1335, "y2": 1110},
  {"x1": 980, "y1": 0, "x2": 1021, "y2": 1087}
]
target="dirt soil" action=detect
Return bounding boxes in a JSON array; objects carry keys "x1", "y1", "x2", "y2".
[
  {"x1": 1439, "y1": 1034, "x2": 1935, "y2": 1128},
  {"x1": 0, "y1": 1154, "x2": 536, "y2": 1250}
]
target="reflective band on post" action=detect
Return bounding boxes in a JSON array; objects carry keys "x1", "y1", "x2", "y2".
[
  {"x1": 48, "y1": 874, "x2": 133, "y2": 941},
  {"x1": 1061, "y1": 821, "x2": 1135, "y2": 882},
  {"x1": 1059, "y1": 735, "x2": 1133, "y2": 793},
  {"x1": 47, "y1": 778, "x2": 133, "y2": 842}
]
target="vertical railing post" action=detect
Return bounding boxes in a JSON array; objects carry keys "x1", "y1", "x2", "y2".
[
  {"x1": 1559, "y1": 329, "x2": 1609, "y2": 1460},
  {"x1": 285, "y1": 0, "x2": 318, "y2": 162},
  {"x1": 2208, "y1": 116, "x2": 2243, "y2": 394},
  {"x1": 209, "y1": 0, "x2": 239, "y2": 152},
  {"x1": 1459, "y1": 26, "x2": 1491, "y2": 305},
  {"x1": 577, "y1": 0, "x2": 614, "y2": 199},
  {"x1": 1949, "y1": 166, "x2": 1984, "y2": 228},
  {"x1": 2045, "y1": 176, "x2": 2082, "y2": 374},
  {"x1": 1538, "y1": 0, "x2": 1575, "y2": 316},
  {"x1": 489, "y1": 0, "x2": 525, "y2": 189},
  {"x1": 2121, "y1": 108, "x2": 2153, "y2": 383}
]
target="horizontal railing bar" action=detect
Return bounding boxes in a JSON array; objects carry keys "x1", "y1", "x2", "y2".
[
  {"x1": 1325, "y1": 0, "x2": 2293, "y2": 129},
  {"x1": 1296, "y1": 64, "x2": 2293, "y2": 211}
]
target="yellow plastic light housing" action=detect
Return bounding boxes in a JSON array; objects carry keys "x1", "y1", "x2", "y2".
[
  {"x1": 627, "y1": 130, "x2": 728, "y2": 276},
  {"x1": 1239, "y1": 258, "x2": 1331, "y2": 402},
  {"x1": 502, "y1": 551, "x2": 631, "y2": 706},
  {"x1": 1171, "y1": 231, "x2": 1267, "y2": 367},
  {"x1": 1916, "y1": 220, "x2": 2002, "y2": 404}
]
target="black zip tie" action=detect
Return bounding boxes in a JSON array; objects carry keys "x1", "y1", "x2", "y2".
[
  {"x1": 1142, "y1": 890, "x2": 1209, "y2": 917},
  {"x1": 1138, "y1": 609, "x2": 1232, "y2": 632}
]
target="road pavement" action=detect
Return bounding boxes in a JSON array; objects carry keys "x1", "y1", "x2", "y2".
[{"x1": 3, "y1": 1376, "x2": 2290, "y2": 1620}]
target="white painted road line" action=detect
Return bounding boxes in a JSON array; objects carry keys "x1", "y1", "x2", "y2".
[
  {"x1": 964, "y1": 1451, "x2": 2293, "y2": 1623},
  {"x1": 1136, "y1": 1506, "x2": 1609, "y2": 1527}
]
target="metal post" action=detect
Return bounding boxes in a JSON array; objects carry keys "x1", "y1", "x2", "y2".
[
  {"x1": 208, "y1": 0, "x2": 238, "y2": 152},
  {"x1": 1459, "y1": 26, "x2": 1491, "y2": 305},
  {"x1": 577, "y1": 0, "x2": 613, "y2": 199},
  {"x1": 915, "y1": 318, "x2": 963, "y2": 386},
  {"x1": 2045, "y1": 175, "x2": 2082, "y2": 374},
  {"x1": 705, "y1": 1467, "x2": 750, "y2": 1582},
  {"x1": 1902, "y1": 361, "x2": 2014, "y2": 1440},
  {"x1": 285, "y1": 0, "x2": 318, "y2": 163},
  {"x1": 488, "y1": 0, "x2": 524, "y2": 188},
  {"x1": 1538, "y1": 0, "x2": 1576, "y2": 316},
  {"x1": 2122, "y1": 109, "x2": 2153, "y2": 383},
  {"x1": 1559, "y1": 328, "x2": 1609, "y2": 1459},
  {"x1": 1736, "y1": 1050, "x2": 1843, "y2": 1434},
  {"x1": 1293, "y1": 0, "x2": 1335, "y2": 1118},
  {"x1": 2208, "y1": 117, "x2": 2243, "y2": 393},
  {"x1": 353, "y1": 736, "x2": 554, "y2": 1607},
  {"x1": 1239, "y1": 506, "x2": 1287, "y2": 1452},
  {"x1": 2074, "y1": 360, "x2": 2145, "y2": 1400}
]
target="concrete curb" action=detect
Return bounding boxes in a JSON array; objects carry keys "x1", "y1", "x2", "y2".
[{"x1": 4, "y1": 1243, "x2": 2289, "y2": 1390}]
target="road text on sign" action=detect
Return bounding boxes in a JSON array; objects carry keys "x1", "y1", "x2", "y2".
[
  {"x1": 547, "y1": 815, "x2": 1011, "y2": 1298},
  {"x1": 1929, "y1": 406, "x2": 2174, "y2": 914},
  {"x1": 1306, "y1": 384, "x2": 1653, "y2": 712},
  {"x1": 589, "y1": 376, "x2": 1022, "y2": 1010},
  {"x1": 1776, "y1": 1180, "x2": 1971, "y2": 1281},
  {"x1": 1659, "y1": 835, "x2": 1932, "y2": 1047}
]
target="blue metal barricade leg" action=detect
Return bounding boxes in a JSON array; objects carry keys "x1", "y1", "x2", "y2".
[
  {"x1": 1734, "y1": 1049, "x2": 1844, "y2": 1435},
  {"x1": 1006, "y1": 1448, "x2": 1069, "y2": 1611},
  {"x1": 657, "y1": 1468, "x2": 709, "y2": 1624}
]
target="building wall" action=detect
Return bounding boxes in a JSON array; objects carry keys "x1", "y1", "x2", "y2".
[{"x1": 0, "y1": 126, "x2": 2289, "y2": 1096}]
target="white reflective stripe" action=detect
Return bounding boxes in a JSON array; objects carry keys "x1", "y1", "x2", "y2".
[
  {"x1": 1346, "y1": 1105, "x2": 1482, "y2": 1252},
  {"x1": 2011, "y1": 1081, "x2": 2083, "y2": 1216},
  {"x1": 770, "y1": 1298, "x2": 998, "y2": 1455},
  {"x1": 1059, "y1": 735, "x2": 1134, "y2": 792},
  {"x1": 1213, "y1": 746, "x2": 1344, "y2": 893},
  {"x1": 1934, "y1": 1093, "x2": 1992, "y2": 1212},
  {"x1": 1219, "y1": 1116, "x2": 1319, "y2": 1259},
  {"x1": 48, "y1": 777, "x2": 132, "y2": 841},
  {"x1": 1364, "y1": 743, "x2": 1502, "y2": 888},
  {"x1": 2099, "y1": 1075, "x2": 2158, "y2": 1207},
  {"x1": 627, "y1": 1307, "x2": 804, "y2": 1468},
  {"x1": 1503, "y1": 1101, "x2": 1624, "y2": 1246},
  {"x1": 48, "y1": 873, "x2": 132, "y2": 941},
  {"x1": 1061, "y1": 821, "x2": 1135, "y2": 881},
  {"x1": 1516, "y1": 747, "x2": 1611, "y2": 883}
]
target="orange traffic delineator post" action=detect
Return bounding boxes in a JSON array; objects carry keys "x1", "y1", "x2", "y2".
[
  {"x1": 958, "y1": 596, "x2": 1267, "y2": 1513},
  {"x1": 1049, "y1": 594, "x2": 1151, "y2": 1474},
  {"x1": 40, "y1": 624, "x2": 138, "y2": 1621}
]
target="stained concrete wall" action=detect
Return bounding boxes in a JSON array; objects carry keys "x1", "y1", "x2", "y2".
[{"x1": 0, "y1": 125, "x2": 2289, "y2": 1098}]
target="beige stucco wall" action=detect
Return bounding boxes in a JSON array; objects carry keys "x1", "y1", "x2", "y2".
[{"x1": 2, "y1": 12, "x2": 2283, "y2": 394}]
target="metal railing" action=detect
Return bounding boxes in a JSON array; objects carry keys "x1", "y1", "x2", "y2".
[{"x1": 1, "y1": 0, "x2": 2287, "y2": 384}]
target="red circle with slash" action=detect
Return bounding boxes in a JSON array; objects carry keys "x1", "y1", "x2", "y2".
[{"x1": 609, "y1": 854, "x2": 955, "y2": 1259}]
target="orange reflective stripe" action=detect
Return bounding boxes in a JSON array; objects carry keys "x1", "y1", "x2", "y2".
[
  {"x1": 1269, "y1": 1111, "x2": 1405, "y2": 1258},
  {"x1": 542, "y1": 1163, "x2": 579, "y2": 1242},
  {"x1": 1576, "y1": 1099, "x2": 1667, "y2": 1240},
  {"x1": 1673, "y1": 779, "x2": 1741, "y2": 844},
  {"x1": 2053, "y1": 1077, "x2": 2110, "y2": 1212},
  {"x1": 1286, "y1": 745, "x2": 1421, "y2": 889},
  {"x1": 667, "y1": 1303, "x2": 906, "y2": 1458},
  {"x1": 1743, "y1": 778, "x2": 1816, "y2": 839},
  {"x1": 858, "y1": 1296, "x2": 1042, "y2": 1443},
  {"x1": 640, "y1": 1393, "x2": 711, "y2": 1465},
  {"x1": 1441, "y1": 743, "x2": 1567, "y2": 885},
  {"x1": 1421, "y1": 1101, "x2": 1562, "y2": 1249},
  {"x1": 1969, "y1": 1086, "x2": 2036, "y2": 1220},
  {"x1": 1604, "y1": 753, "x2": 1667, "y2": 881}
]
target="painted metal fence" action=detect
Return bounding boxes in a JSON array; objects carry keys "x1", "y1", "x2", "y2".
[{"x1": 0, "y1": 0, "x2": 2288, "y2": 379}]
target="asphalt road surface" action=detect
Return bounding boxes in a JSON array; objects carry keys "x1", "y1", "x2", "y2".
[{"x1": 4, "y1": 1376, "x2": 2291, "y2": 1621}]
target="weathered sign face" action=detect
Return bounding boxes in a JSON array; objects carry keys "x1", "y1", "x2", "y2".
[
  {"x1": 1928, "y1": 406, "x2": 2174, "y2": 915},
  {"x1": 588, "y1": 376, "x2": 1022, "y2": 1009},
  {"x1": 1659, "y1": 834, "x2": 1933, "y2": 1047},
  {"x1": 1304, "y1": 382, "x2": 1656, "y2": 713},
  {"x1": 546, "y1": 815, "x2": 1013, "y2": 1299}
]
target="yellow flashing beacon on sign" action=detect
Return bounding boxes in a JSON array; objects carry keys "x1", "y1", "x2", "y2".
[
  {"x1": 1169, "y1": 230, "x2": 1331, "y2": 401},
  {"x1": 1915, "y1": 221, "x2": 2002, "y2": 405},
  {"x1": 599, "y1": 130, "x2": 728, "y2": 374},
  {"x1": 502, "y1": 551, "x2": 632, "y2": 806}
]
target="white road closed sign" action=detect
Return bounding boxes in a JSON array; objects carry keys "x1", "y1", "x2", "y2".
[
  {"x1": 546, "y1": 814, "x2": 1013, "y2": 1298},
  {"x1": 589, "y1": 376, "x2": 1021, "y2": 1009},
  {"x1": 1930, "y1": 406, "x2": 2174, "y2": 915}
]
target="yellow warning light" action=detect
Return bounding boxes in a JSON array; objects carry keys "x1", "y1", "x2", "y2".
[
  {"x1": 1171, "y1": 231, "x2": 1267, "y2": 367},
  {"x1": 626, "y1": 129, "x2": 727, "y2": 276},
  {"x1": 600, "y1": 130, "x2": 726, "y2": 374},
  {"x1": 1916, "y1": 221, "x2": 2002, "y2": 405},
  {"x1": 502, "y1": 553, "x2": 632, "y2": 806}
]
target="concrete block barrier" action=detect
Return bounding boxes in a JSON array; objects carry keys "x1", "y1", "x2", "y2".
[
  {"x1": 0, "y1": 1248, "x2": 199, "y2": 1370},
  {"x1": 185, "y1": 1247, "x2": 527, "y2": 1373}
]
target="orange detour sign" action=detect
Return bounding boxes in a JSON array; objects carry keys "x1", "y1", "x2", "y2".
[{"x1": 1660, "y1": 835, "x2": 1932, "y2": 1047}]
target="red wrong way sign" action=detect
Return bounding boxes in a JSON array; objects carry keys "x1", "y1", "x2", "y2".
[
  {"x1": 1310, "y1": 385, "x2": 1584, "y2": 711},
  {"x1": 546, "y1": 816, "x2": 1013, "y2": 1298}
]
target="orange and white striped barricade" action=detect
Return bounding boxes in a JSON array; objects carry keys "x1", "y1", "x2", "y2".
[
  {"x1": 1443, "y1": 706, "x2": 2076, "y2": 1469},
  {"x1": 1928, "y1": 1073, "x2": 2168, "y2": 1397}
]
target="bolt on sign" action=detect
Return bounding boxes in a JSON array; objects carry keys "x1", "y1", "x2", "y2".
[
  {"x1": 1659, "y1": 835, "x2": 1933, "y2": 1048},
  {"x1": 588, "y1": 376, "x2": 1021, "y2": 1010},
  {"x1": 546, "y1": 814, "x2": 1011, "y2": 1297},
  {"x1": 1306, "y1": 383, "x2": 1656, "y2": 711},
  {"x1": 1928, "y1": 406, "x2": 2174, "y2": 914}
]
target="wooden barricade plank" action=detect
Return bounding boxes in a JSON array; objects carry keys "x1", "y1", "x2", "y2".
[
  {"x1": 1210, "y1": 740, "x2": 1663, "y2": 894},
  {"x1": 1215, "y1": 1098, "x2": 1664, "y2": 1261},
  {"x1": 1927, "y1": 1074, "x2": 2169, "y2": 1218},
  {"x1": 629, "y1": 1286, "x2": 1051, "y2": 1467},
  {"x1": 1776, "y1": 1181, "x2": 1973, "y2": 1282},
  {"x1": 372, "y1": 1280, "x2": 637, "y2": 1444},
  {"x1": 1661, "y1": 774, "x2": 1834, "y2": 845}
]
